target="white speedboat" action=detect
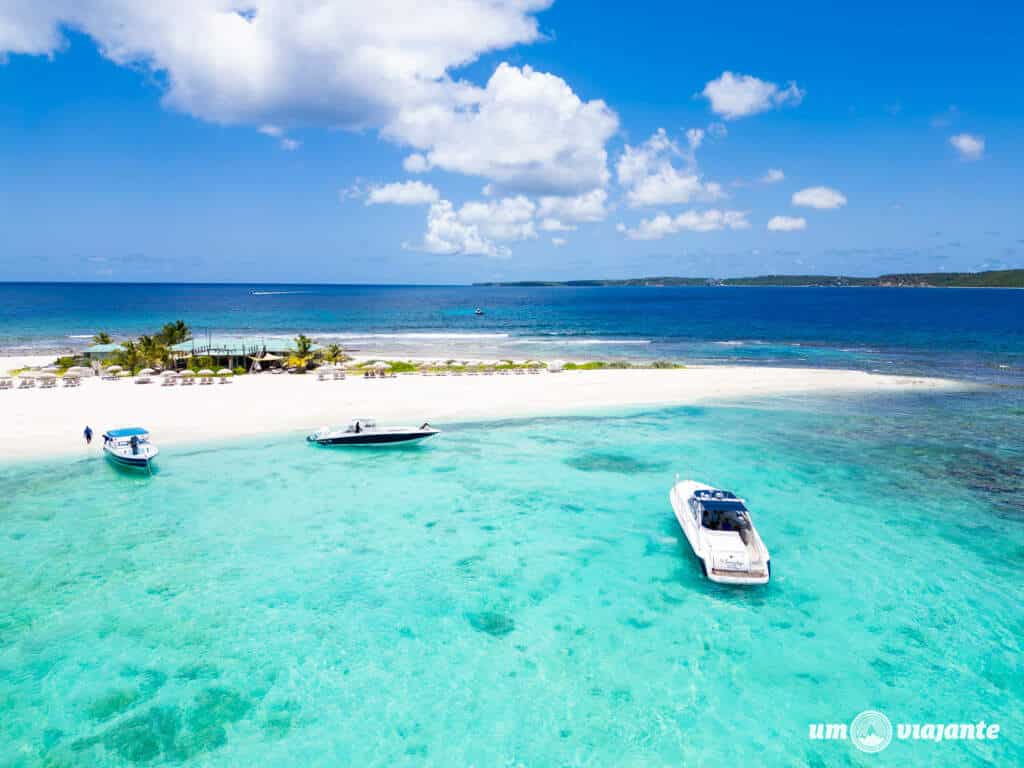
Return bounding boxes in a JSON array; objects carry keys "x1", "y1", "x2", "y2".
[
  {"x1": 103, "y1": 427, "x2": 159, "y2": 471},
  {"x1": 307, "y1": 419, "x2": 440, "y2": 446},
  {"x1": 669, "y1": 478, "x2": 771, "y2": 585}
]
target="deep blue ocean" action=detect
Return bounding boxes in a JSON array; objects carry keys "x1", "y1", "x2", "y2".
[{"x1": 1, "y1": 282, "x2": 1022, "y2": 384}]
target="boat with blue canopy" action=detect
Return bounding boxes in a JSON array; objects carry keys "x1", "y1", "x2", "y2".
[{"x1": 102, "y1": 427, "x2": 159, "y2": 471}]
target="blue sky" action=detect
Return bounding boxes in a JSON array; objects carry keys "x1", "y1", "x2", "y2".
[{"x1": 0, "y1": 1, "x2": 1020, "y2": 283}]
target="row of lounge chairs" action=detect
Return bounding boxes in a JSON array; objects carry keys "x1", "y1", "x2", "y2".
[
  {"x1": 422, "y1": 367, "x2": 543, "y2": 376},
  {"x1": 317, "y1": 369, "x2": 347, "y2": 381},
  {"x1": 0, "y1": 374, "x2": 83, "y2": 390}
]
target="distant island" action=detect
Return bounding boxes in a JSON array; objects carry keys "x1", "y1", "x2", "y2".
[{"x1": 474, "y1": 269, "x2": 1024, "y2": 289}]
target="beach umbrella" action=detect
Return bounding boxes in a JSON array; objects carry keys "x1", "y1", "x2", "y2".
[
  {"x1": 178, "y1": 369, "x2": 196, "y2": 377},
  {"x1": 43, "y1": 365, "x2": 59, "y2": 373},
  {"x1": 161, "y1": 370, "x2": 179, "y2": 377},
  {"x1": 371, "y1": 361, "x2": 391, "y2": 370},
  {"x1": 64, "y1": 371, "x2": 81, "y2": 378},
  {"x1": 138, "y1": 368, "x2": 156, "y2": 376},
  {"x1": 197, "y1": 369, "x2": 214, "y2": 376},
  {"x1": 549, "y1": 360, "x2": 565, "y2": 371},
  {"x1": 217, "y1": 368, "x2": 233, "y2": 376},
  {"x1": 106, "y1": 364, "x2": 123, "y2": 373},
  {"x1": 38, "y1": 371, "x2": 57, "y2": 379},
  {"x1": 17, "y1": 371, "x2": 36, "y2": 378},
  {"x1": 525, "y1": 360, "x2": 542, "y2": 367}
]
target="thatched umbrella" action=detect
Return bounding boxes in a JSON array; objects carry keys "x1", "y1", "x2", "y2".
[{"x1": 216, "y1": 368, "x2": 233, "y2": 376}]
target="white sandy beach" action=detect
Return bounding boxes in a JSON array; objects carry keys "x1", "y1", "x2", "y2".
[{"x1": 0, "y1": 363, "x2": 967, "y2": 462}]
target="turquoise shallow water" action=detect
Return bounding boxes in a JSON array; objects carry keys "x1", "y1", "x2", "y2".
[{"x1": 1, "y1": 392, "x2": 1022, "y2": 766}]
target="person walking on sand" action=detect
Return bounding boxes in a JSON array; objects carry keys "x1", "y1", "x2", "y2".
[{"x1": 83, "y1": 425, "x2": 93, "y2": 445}]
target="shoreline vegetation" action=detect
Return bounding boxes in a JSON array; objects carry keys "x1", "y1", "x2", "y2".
[
  {"x1": 473, "y1": 268, "x2": 1024, "y2": 289},
  {"x1": 2, "y1": 318, "x2": 688, "y2": 378}
]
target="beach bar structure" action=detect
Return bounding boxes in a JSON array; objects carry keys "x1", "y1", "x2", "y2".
[
  {"x1": 169, "y1": 337, "x2": 324, "y2": 371},
  {"x1": 83, "y1": 342, "x2": 124, "y2": 361}
]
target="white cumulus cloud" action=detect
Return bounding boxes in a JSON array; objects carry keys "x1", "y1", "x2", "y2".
[
  {"x1": 616, "y1": 129, "x2": 724, "y2": 208},
  {"x1": 409, "y1": 194, "x2": 540, "y2": 258},
  {"x1": 762, "y1": 168, "x2": 785, "y2": 183},
  {"x1": 792, "y1": 186, "x2": 847, "y2": 210},
  {"x1": 457, "y1": 196, "x2": 537, "y2": 241},
  {"x1": 386, "y1": 63, "x2": 618, "y2": 194},
  {"x1": 551, "y1": 237, "x2": 567, "y2": 246},
  {"x1": 414, "y1": 200, "x2": 507, "y2": 258},
  {"x1": 403, "y1": 153, "x2": 430, "y2": 173},
  {"x1": 701, "y1": 71, "x2": 804, "y2": 120},
  {"x1": 0, "y1": 2, "x2": 550, "y2": 126},
  {"x1": 537, "y1": 188, "x2": 608, "y2": 229},
  {"x1": 366, "y1": 180, "x2": 440, "y2": 206},
  {"x1": 0, "y1": 3, "x2": 622, "y2": 194},
  {"x1": 621, "y1": 209, "x2": 750, "y2": 240},
  {"x1": 767, "y1": 215, "x2": 807, "y2": 232},
  {"x1": 949, "y1": 133, "x2": 984, "y2": 160},
  {"x1": 540, "y1": 218, "x2": 575, "y2": 232}
]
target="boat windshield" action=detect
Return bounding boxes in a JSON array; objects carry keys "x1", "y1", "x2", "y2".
[{"x1": 700, "y1": 500, "x2": 751, "y2": 531}]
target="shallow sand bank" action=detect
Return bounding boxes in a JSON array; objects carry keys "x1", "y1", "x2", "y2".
[{"x1": 0, "y1": 366, "x2": 968, "y2": 463}]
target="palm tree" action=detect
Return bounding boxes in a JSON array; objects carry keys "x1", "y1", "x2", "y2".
[
  {"x1": 113, "y1": 340, "x2": 142, "y2": 374},
  {"x1": 157, "y1": 320, "x2": 191, "y2": 346},
  {"x1": 294, "y1": 334, "x2": 313, "y2": 358},
  {"x1": 138, "y1": 335, "x2": 169, "y2": 367},
  {"x1": 92, "y1": 331, "x2": 112, "y2": 345},
  {"x1": 324, "y1": 343, "x2": 346, "y2": 363}
]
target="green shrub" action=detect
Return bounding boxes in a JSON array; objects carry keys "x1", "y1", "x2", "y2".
[{"x1": 387, "y1": 361, "x2": 418, "y2": 373}]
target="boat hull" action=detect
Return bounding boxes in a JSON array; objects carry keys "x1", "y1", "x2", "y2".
[
  {"x1": 103, "y1": 447, "x2": 157, "y2": 470},
  {"x1": 308, "y1": 430, "x2": 439, "y2": 446}
]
